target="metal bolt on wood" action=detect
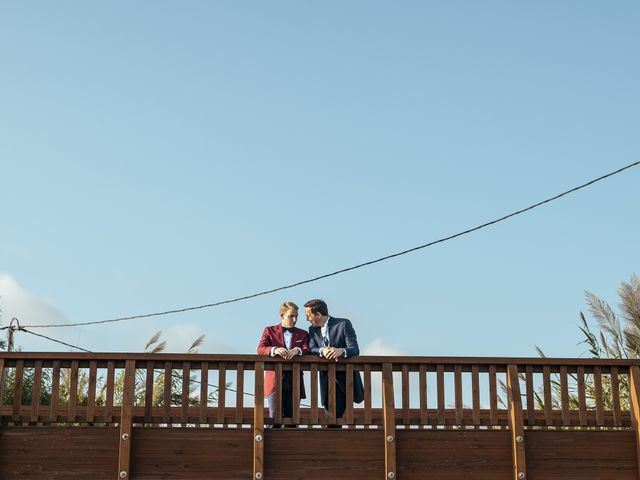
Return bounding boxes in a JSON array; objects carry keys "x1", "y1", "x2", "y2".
[
  {"x1": 386, "y1": 435, "x2": 394, "y2": 442},
  {"x1": 518, "y1": 472, "x2": 525, "y2": 479},
  {"x1": 387, "y1": 472, "x2": 395, "y2": 479},
  {"x1": 119, "y1": 471, "x2": 127, "y2": 478},
  {"x1": 255, "y1": 434, "x2": 263, "y2": 442},
  {"x1": 255, "y1": 472, "x2": 263, "y2": 479},
  {"x1": 121, "y1": 433, "x2": 129, "y2": 440},
  {"x1": 515, "y1": 435, "x2": 523, "y2": 443}
]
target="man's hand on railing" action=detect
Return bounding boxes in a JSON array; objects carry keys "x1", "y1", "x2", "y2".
[
  {"x1": 273, "y1": 347, "x2": 302, "y2": 359},
  {"x1": 323, "y1": 347, "x2": 345, "y2": 361}
]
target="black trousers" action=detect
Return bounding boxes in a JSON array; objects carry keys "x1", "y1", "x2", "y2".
[{"x1": 267, "y1": 376, "x2": 293, "y2": 420}]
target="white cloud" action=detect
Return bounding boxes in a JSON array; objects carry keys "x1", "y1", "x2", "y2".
[
  {"x1": 362, "y1": 338, "x2": 404, "y2": 356},
  {"x1": 0, "y1": 273, "x2": 71, "y2": 351}
]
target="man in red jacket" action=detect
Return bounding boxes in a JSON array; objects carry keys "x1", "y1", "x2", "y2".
[{"x1": 257, "y1": 301, "x2": 309, "y2": 426}]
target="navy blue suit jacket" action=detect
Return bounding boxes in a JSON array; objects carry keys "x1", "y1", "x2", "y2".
[{"x1": 309, "y1": 316, "x2": 365, "y2": 406}]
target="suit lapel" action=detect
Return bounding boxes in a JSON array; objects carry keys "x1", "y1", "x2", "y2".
[{"x1": 275, "y1": 325, "x2": 285, "y2": 347}]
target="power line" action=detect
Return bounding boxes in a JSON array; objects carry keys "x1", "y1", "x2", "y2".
[
  {"x1": 23, "y1": 160, "x2": 640, "y2": 329},
  {"x1": 18, "y1": 327, "x2": 93, "y2": 353}
]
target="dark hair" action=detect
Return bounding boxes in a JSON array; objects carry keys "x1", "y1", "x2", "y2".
[{"x1": 304, "y1": 299, "x2": 328, "y2": 316}]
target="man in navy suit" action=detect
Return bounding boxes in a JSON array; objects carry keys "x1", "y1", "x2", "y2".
[{"x1": 305, "y1": 299, "x2": 364, "y2": 421}]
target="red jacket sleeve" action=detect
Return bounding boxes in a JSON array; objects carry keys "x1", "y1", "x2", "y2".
[{"x1": 257, "y1": 327, "x2": 274, "y2": 356}]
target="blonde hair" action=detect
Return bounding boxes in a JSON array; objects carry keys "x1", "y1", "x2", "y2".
[{"x1": 279, "y1": 301, "x2": 299, "y2": 317}]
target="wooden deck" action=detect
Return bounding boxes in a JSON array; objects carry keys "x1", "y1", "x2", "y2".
[{"x1": 1, "y1": 353, "x2": 640, "y2": 479}]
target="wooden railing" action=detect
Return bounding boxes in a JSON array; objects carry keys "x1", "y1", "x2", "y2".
[{"x1": 2, "y1": 353, "x2": 640, "y2": 480}]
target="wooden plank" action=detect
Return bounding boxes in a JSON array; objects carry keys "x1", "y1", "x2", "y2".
[
  {"x1": 345, "y1": 363, "x2": 354, "y2": 426},
  {"x1": 577, "y1": 366, "x2": 587, "y2": 426},
  {"x1": 217, "y1": 363, "x2": 226, "y2": 425},
  {"x1": 525, "y1": 366, "x2": 534, "y2": 426},
  {"x1": 274, "y1": 363, "x2": 282, "y2": 424},
  {"x1": 364, "y1": 364, "x2": 372, "y2": 428},
  {"x1": 87, "y1": 360, "x2": 97, "y2": 423},
  {"x1": 401, "y1": 364, "x2": 409, "y2": 426},
  {"x1": 68, "y1": 360, "x2": 79, "y2": 423},
  {"x1": 454, "y1": 365, "x2": 463, "y2": 425},
  {"x1": 145, "y1": 361, "x2": 154, "y2": 423},
  {"x1": 163, "y1": 362, "x2": 171, "y2": 424},
  {"x1": 181, "y1": 362, "x2": 190, "y2": 424},
  {"x1": 12, "y1": 360, "x2": 24, "y2": 422},
  {"x1": 560, "y1": 366, "x2": 570, "y2": 426},
  {"x1": 310, "y1": 363, "x2": 319, "y2": 425},
  {"x1": 382, "y1": 363, "x2": 397, "y2": 480},
  {"x1": 328, "y1": 363, "x2": 337, "y2": 425},
  {"x1": 419, "y1": 364, "x2": 427, "y2": 428},
  {"x1": 50, "y1": 360, "x2": 60, "y2": 423},
  {"x1": 543, "y1": 366, "x2": 552, "y2": 426},
  {"x1": 105, "y1": 360, "x2": 114, "y2": 424},
  {"x1": 594, "y1": 366, "x2": 604, "y2": 425},
  {"x1": 437, "y1": 364, "x2": 445, "y2": 425},
  {"x1": 611, "y1": 366, "x2": 621, "y2": 427},
  {"x1": 489, "y1": 365, "x2": 498, "y2": 426},
  {"x1": 200, "y1": 362, "x2": 209, "y2": 424},
  {"x1": 235, "y1": 362, "x2": 244, "y2": 425},
  {"x1": 0, "y1": 359, "x2": 5, "y2": 422},
  {"x1": 507, "y1": 364, "x2": 526, "y2": 480},
  {"x1": 118, "y1": 360, "x2": 136, "y2": 480},
  {"x1": 253, "y1": 362, "x2": 265, "y2": 480},
  {"x1": 627, "y1": 365, "x2": 640, "y2": 480},
  {"x1": 30, "y1": 360, "x2": 42, "y2": 423},
  {"x1": 472, "y1": 365, "x2": 480, "y2": 427},
  {"x1": 293, "y1": 363, "x2": 301, "y2": 425}
]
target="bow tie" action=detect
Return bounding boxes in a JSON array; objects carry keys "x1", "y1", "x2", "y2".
[{"x1": 282, "y1": 327, "x2": 294, "y2": 333}]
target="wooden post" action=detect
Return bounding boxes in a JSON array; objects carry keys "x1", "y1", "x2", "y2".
[
  {"x1": 117, "y1": 360, "x2": 135, "y2": 480},
  {"x1": 254, "y1": 362, "x2": 265, "y2": 480},
  {"x1": 507, "y1": 364, "x2": 526, "y2": 480},
  {"x1": 627, "y1": 365, "x2": 640, "y2": 479},
  {"x1": 382, "y1": 363, "x2": 397, "y2": 480}
]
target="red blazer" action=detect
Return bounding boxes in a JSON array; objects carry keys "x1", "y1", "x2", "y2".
[{"x1": 257, "y1": 324, "x2": 309, "y2": 397}]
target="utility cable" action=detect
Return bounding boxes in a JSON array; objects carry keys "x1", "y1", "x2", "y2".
[{"x1": 22, "y1": 160, "x2": 640, "y2": 329}]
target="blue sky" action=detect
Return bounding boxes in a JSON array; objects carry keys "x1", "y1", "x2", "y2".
[{"x1": 1, "y1": 1, "x2": 638, "y2": 358}]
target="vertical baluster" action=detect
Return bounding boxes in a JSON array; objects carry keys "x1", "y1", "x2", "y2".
[
  {"x1": 145, "y1": 361, "x2": 154, "y2": 424},
  {"x1": 402, "y1": 364, "x2": 410, "y2": 427},
  {"x1": 310, "y1": 364, "x2": 319, "y2": 425},
  {"x1": 12, "y1": 360, "x2": 24, "y2": 423},
  {"x1": 611, "y1": 366, "x2": 621, "y2": 427},
  {"x1": 200, "y1": 362, "x2": 209, "y2": 424},
  {"x1": 437, "y1": 364, "x2": 445, "y2": 426},
  {"x1": 163, "y1": 361, "x2": 171, "y2": 424},
  {"x1": 217, "y1": 363, "x2": 226, "y2": 425},
  {"x1": 293, "y1": 363, "x2": 302, "y2": 425},
  {"x1": 236, "y1": 362, "x2": 244, "y2": 425},
  {"x1": 117, "y1": 360, "x2": 135, "y2": 480},
  {"x1": 543, "y1": 366, "x2": 553, "y2": 426},
  {"x1": 525, "y1": 366, "x2": 534, "y2": 426},
  {"x1": 274, "y1": 363, "x2": 282, "y2": 425},
  {"x1": 49, "y1": 360, "x2": 60, "y2": 423},
  {"x1": 382, "y1": 363, "x2": 396, "y2": 480},
  {"x1": 594, "y1": 366, "x2": 604, "y2": 425},
  {"x1": 472, "y1": 365, "x2": 480, "y2": 428},
  {"x1": 105, "y1": 361, "x2": 114, "y2": 424},
  {"x1": 345, "y1": 364, "x2": 353, "y2": 427},
  {"x1": 507, "y1": 365, "x2": 527, "y2": 480},
  {"x1": 0, "y1": 359, "x2": 5, "y2": 424},
  {"x1": 577, "y1": 366, "x2": 587, "y2": 426},
  {"x1": 328, "y1": 363, "x2": 337, "y2": 425},
  {"x1": 560, "y1": 366, "x2": 570, "y2": 426},
  {"x1": 489, "y1": 365, "x2": 498, "y2": 426},
  {"x1": 419, "y1": 364, "x2": 427, "y2": 429},
  {"x1": 68, "y1": 360, "x2": 79, "y2": 423},
  {"x1": 30, "y1": 360, "x2": 42, "y2": 424},
  {"x1": 364, "y1": 364, "x2": 372, "y2": 428},
  {"x1": 454, "y1": 365, "x2": 463, "y2": 425},
  {"x1": 87, "y1": 360, "x2": 97, "y2": 424},
  {"x1": 181, "y1": 362, "x2": 190, "y2": 425},
  {"x1": 253, "y1": 362, "x2": 265, "y2": 480}
]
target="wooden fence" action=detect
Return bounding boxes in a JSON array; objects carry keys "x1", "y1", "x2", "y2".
[{"x1": 1, "y1": 353, "x2": 640, "y2": 479}]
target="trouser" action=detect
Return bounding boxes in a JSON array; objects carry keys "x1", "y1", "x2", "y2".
[{"x1": 267, "y1": 377, "x2": 293, "y2": 422}]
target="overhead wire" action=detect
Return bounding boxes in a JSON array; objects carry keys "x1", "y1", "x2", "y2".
[{"x1": 19, "y1": 159, "x2": 640, "y2": 330}]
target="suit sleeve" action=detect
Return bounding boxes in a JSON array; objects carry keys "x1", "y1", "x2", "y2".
[
  {"x1": 308, "y1": 327, "x2": 321, "y2": 356},
  {"x1": 343, "y1": 319, "x2": 360, "y2": 357},
  {"x1": 257, "y1": 327, "x2": 273, "y2": 356}
]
